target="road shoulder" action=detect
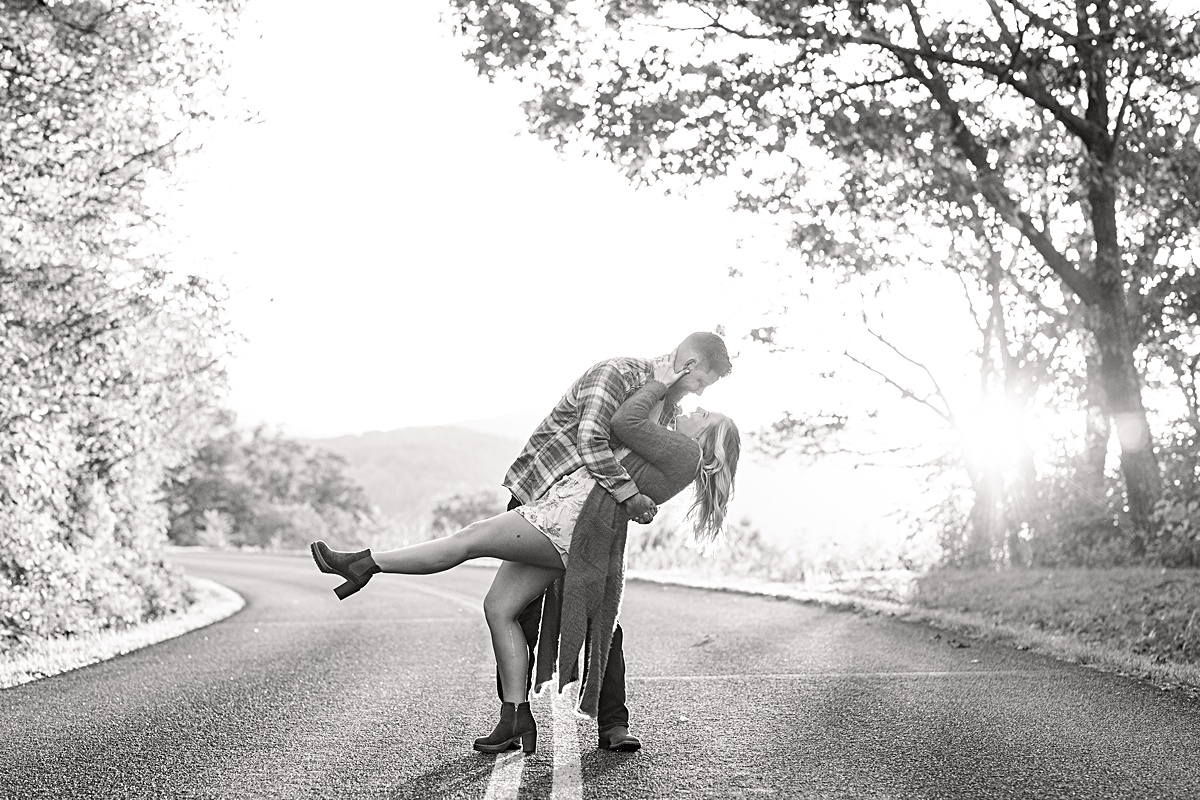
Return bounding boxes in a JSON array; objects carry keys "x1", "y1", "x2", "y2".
[{"x1": 626, "y1": 568, "x2": 1200, "y2": 700}]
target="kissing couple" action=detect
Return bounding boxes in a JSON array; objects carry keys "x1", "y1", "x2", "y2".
[{"x1": 310, "y1": 332, "x2": 739, "y2": 755}]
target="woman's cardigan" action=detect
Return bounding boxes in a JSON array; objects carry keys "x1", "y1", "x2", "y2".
[{"x1": 533, "y1": 379, "x2": 701, "y2": 716}]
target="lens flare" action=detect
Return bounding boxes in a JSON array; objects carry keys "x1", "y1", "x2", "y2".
[
  {"x1": 961, "y1": 397, "x2": 1034, "y2": 473},
  {"x1": 1115, "y1": 413, "x2": 1150, "y2": 452}
]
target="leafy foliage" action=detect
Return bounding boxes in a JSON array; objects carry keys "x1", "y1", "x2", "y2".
[
  {"x1": 751, "y1": 410, "x2": 847, "y2": 460},
  {"x1": 430, "y1": 490, "x2": 508, "y2": 536},
  {"x1": 0, "y1": 0, "x2": 244, "y2": 650},
  {"x1": 165, "y1": 421, "x2": 385, "y2": 551},
  {"x1": 626, "y1": 516, "x2": 806, "y2": 582}
]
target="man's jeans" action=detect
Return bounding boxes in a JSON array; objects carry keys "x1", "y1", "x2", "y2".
[{"x1": 498, "y1": 496, "x2": 631, "y2": 732}]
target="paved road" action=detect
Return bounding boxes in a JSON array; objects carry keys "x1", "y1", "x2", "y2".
[{"x1": 3, "y1": 550, "x2": 1200, "y2": 799}]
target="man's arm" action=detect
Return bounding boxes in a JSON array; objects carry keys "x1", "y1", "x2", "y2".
[{"x1": 574, "y1": 362, "x2": 642, "y2": 503}]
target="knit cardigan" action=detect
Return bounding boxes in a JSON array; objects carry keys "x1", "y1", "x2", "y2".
[{"x1": 533, "y1": 379, "x2": 701, "y2": 716}]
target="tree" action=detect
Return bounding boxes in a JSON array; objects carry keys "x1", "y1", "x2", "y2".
[
  {"x1": 838, "y1": 255, "x2": 1078, "y2": 567},
  {"x1": 450, "y1": 0, "x2": 1200, "y2": 533},
  {"x1": 430, "y1": 490, "x2": 507, "y2": 536},
  {"x1": 162, "y1": 411, "x2": 251, "y2": 546},
  {"x1": 0, "y1": 0, "x2": 245, "y2": 646},
  {"x1": 165, "y1": 423, "x2": 383, "y2": 551}
]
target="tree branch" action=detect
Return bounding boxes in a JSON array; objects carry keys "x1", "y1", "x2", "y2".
[
  {"x1": 865, "y1": 321, "x2": 955, "y2": 417},
  {"x1": 895, "y1": 52, "x2": 1102, "y2": 305},
  {"x1": 1110, "y1": 48, "x2": 1142, "y2": 151},
  {"x1": 845, "y1": 72, "x2": 910, "y2": 90},
  {"x1": 985, "y1": 0, "x2": 1021, "y2": 51},
  {"x1": 850, "y1": 31, "x2": 1103, "y2": 144},
  {"x1": 1006, "y1": 257, "x2": 1068, "y2": 321},
  {"x1": 97, "y1": 131, "x2": 184, "y2": 181},
  {"x1": 1003, "y1": 0, "x2": 1075, "y2": 41},
  {"x1": 951, "y1": 264, "x2": 988, "y2": 342},
  {"x1": 843, "y1": 348, "x2": 953, "y2": 424},
  {"x1": 33, "y1": 0, "x2": 115, "y2": 36},
  {"x1": 698, "y1": 11, "x2": 777, "y2": 42}
]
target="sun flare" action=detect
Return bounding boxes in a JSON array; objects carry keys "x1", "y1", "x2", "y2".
[{"x1": 959, "y1": 397, "x2": 1077, "y2": 476}]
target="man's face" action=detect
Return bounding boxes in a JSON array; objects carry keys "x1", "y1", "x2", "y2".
[{"x1": 669, "y1": 363, "x2": 722, "y2": 402}]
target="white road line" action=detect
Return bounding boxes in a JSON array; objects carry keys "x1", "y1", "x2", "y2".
[
  {"x1": 395, "y1": 577, "x2": 534, "y2": 798},
  {"x1": 483, "y1": 749, "x2": 525, "y2": 800},
  {"x1": 630, "y1": 670, "x2": 1052, "y2": 681},
  {"x1": 392, "y1": 580, "x2": 485, "y2": 612},
  {"x1": 391, "y1": 576, "x2": 586, "y2": 798},
  {"x1": 551, "y1": 685, "x2": 583, "y2": 800}
]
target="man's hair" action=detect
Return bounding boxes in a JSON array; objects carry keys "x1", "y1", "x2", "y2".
[{"x1": 680, "y1": 331, "x2": 732, "y2": 377}]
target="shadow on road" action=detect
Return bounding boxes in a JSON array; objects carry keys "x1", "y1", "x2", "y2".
[
  {"x1": 580, "y1": 748, "x2": 641, "y2": 781},
  {"x1": 386, "y1": 754, "x2": 497, "y2": 799}
]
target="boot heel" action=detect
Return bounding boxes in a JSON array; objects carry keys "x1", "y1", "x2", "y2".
[
  {"x1": 475, "y1": 702, "x2": 537, "y2": 754},
  {"x1": 311, "y1": 541, "x2": 380, "y2": 600},
  {"x1": 334, "y1": 579, "x2": 361, "y2": 600}
]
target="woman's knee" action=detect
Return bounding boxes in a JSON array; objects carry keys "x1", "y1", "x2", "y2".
[
  {"x1": 440, "y1": 519, "x2": 489, "y2": 564},
  {"x1": 454, "y1": 517, "x2": 500, "y2": 559},
  {"x1": 483, "y1": 584, "x2": 522, "y2": 628}
]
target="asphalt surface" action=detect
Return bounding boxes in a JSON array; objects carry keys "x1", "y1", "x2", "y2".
[{"x1": 3, "y1": 549, "x2": 1200, "y2": 799}]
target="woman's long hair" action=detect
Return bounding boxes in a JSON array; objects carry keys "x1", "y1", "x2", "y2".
[{"x1": 686, "y1": 416, "x2": 741, "y2": 547}]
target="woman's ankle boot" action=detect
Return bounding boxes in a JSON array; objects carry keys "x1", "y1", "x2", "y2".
[
  {"x1": 310, "y1": 540, "x2": 381, "y2": 600},
  {"x1": 473, "y1": 701, "x2": 537, "y2": 754}
]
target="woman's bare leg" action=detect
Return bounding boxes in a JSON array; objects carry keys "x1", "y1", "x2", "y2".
[
  {"x1": 484, "y1": 561, "x2": 563, "y2": 703},
  {"x1": 371, "y1": 511, "x2": 564, "y2": 573}
]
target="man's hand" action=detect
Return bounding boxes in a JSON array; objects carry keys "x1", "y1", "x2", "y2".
[{"x1": 622, "y1": 493, "x2": 657, "y2": 524}]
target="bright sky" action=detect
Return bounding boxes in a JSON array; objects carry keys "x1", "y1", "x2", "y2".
[
  {"x1": 162, "y1": 0, "x2": 1197, "y2": 444},
  {"x1": 159, "y1": 0, "x2": 1198, "y2": 559},
  {"x1": 155, "y1": 0, "x2": 918, "y2": 555},
  {"x1": 164, "y1": 0, "x2": 788, "y2": 439}
]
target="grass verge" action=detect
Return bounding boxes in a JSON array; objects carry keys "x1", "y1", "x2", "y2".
[
  {"x1": 0, "y1": 576, "x2": 244, "y2": 690},
  {"x1": 909, "y1": 567, "x2": 1200, "y2": 698}
]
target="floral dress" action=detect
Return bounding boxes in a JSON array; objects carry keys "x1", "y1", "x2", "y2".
[{"x1": 515, "y1": 448, "x2": 632, "y2": 568}]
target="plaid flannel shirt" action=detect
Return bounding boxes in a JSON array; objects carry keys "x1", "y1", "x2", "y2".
[{"x1": 504, "y1": 356, "x2": 679, "y2": 505}]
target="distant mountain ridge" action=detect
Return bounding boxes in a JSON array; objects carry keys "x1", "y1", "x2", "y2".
[
  {"x1": 310, "y1": 423, "x2": 525, "y2": 527},
  {"x1": 451, "y1": 408, "x2": 548, "y2": 441}
]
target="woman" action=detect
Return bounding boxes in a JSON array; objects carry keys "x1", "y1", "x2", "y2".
[{"x1": 310, "y1": 360, "x2": 741, "y2": 754}]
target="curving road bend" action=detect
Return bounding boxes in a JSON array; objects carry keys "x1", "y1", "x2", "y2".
[{"x1": 2, "y1": 550, "x2": 1200, "y2": 799}]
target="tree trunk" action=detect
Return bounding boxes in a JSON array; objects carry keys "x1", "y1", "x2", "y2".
[
  {"x1": 1005, "y1": 442, "x2": 1036, "y2": 567},
  {"x1": 1091, "y1": 303, "x2": 1160, "y2": 537},
  {"x1": 986, "y1": 253, "x2": 1038, "y2": 567},
  {"x1": 964, "y1": 462, "x2": 1000, "y2": 567},
  {"x1": 1078, "y1": 346, "x2": 1111, "y2": 507},
  {"x1": 1089, "y1": 180, "x2": 1161, "y2": 538},
  {"x1": 1076, "y1": 18, "x2": 1162, "y2": 538}
]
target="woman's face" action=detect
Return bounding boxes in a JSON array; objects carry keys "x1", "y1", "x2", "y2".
[{"x1": 675, "y1": 407, "x2": 727, "y2": 439}]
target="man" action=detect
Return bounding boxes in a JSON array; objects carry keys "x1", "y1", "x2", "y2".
[{"x1": 501, "y1": 331, "x2": 733, "y2": 752}]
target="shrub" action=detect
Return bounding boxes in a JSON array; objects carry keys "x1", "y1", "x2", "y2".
[
  {"x1": 625, "y1": 513, "x2": 808, "y2": 583},
  {"x1": 1147, "y1": 495, "x2": 1200, "y2": 568}
]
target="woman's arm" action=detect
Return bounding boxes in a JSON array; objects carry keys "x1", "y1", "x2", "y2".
[
  {"x1": 613, "y1": 355, "x2": 690, "y2": 459},
  {"x1": 612, "y1": 381, "x2": 697, "y2": 504},
  {"x1": 613, "y1": 361, "x2": 699, "y2": 504},
  {"x1": 611, "y1": 380, "x2": 690, "y2": 463}
]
